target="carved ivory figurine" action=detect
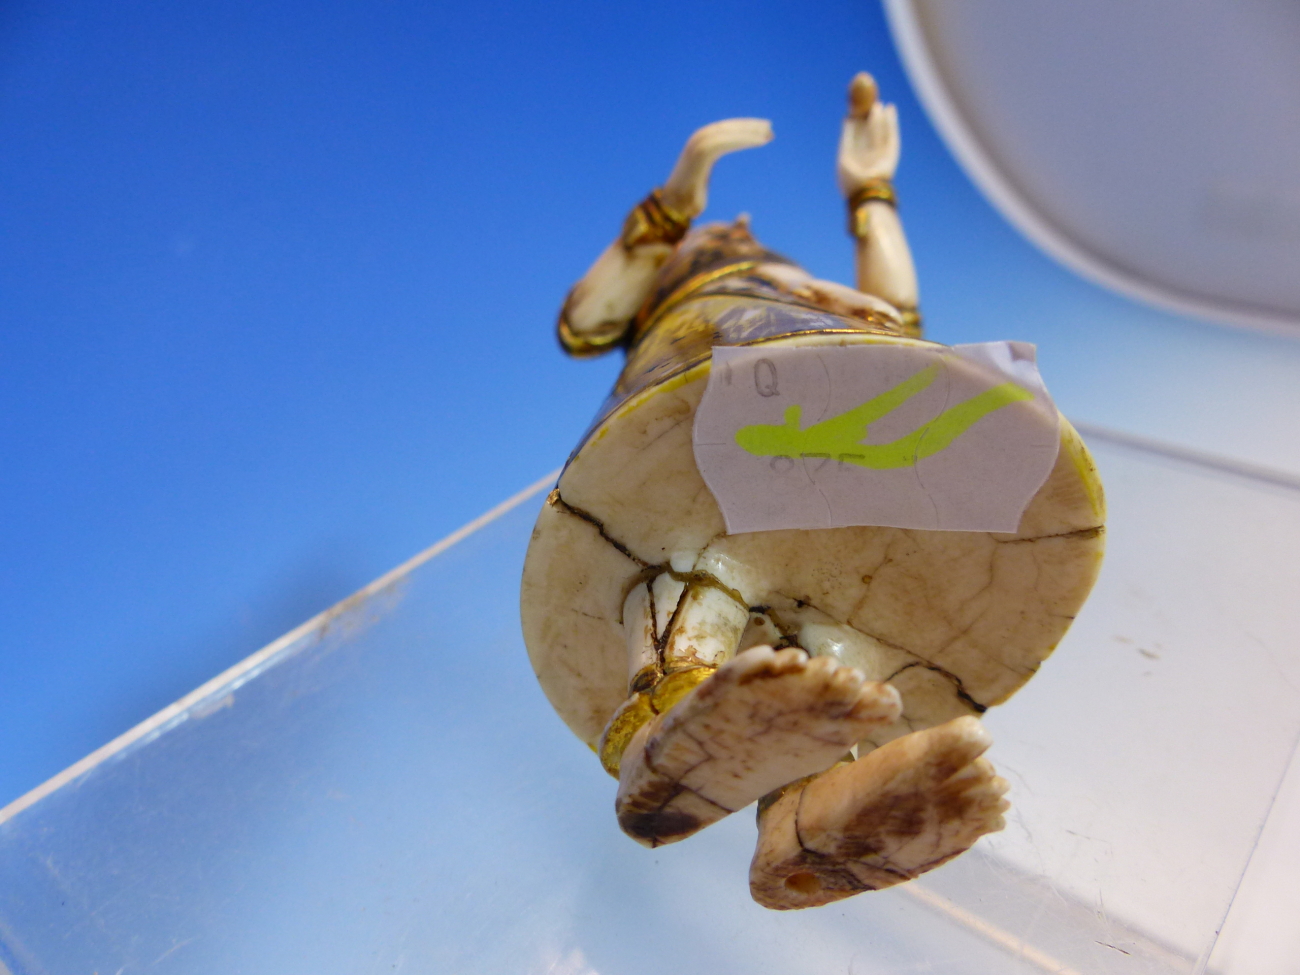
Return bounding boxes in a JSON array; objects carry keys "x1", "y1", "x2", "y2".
[{"x1": 520, "y1": 73, "x2": 1105, "y2": 910}]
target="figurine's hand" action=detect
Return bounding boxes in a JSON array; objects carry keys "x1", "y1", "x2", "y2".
[{"x1": 837, "y1": 73, "x2": 900, "y2": 195}]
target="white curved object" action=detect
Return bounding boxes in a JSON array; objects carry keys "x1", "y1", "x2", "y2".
[{"x1": 885, "y1": 0, "x2": 1300, "y2": 335}]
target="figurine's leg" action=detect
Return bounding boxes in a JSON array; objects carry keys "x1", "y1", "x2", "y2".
[
  {"x1": 748, "y1": 716, "x2": 1009, "y2": 910},
  {"x1": 615, "y1": 645, "x2": 901, "y2": 847},
  {"x1": 597, "y1": 577, "x2": 747, "y2": 783}
]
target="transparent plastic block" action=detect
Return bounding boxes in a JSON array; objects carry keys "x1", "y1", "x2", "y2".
[{"x1": 2, "y1": 435, "x2": 1298, "y2": 975}]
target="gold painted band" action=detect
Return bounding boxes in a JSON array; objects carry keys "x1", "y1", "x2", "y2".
[
  {"x1": 848, "y1": 177, "x2": 897, "y2": 211},
  {"x1": 598, "y1": 693, "x2": 654, "y2": 778},
  {"x1": 847, "y1": 178, "x2": 897, "y2": 238},
  {"x1": 630, "y1": 260, "x2": 762, "y2": 343},
  {"x1": 621, "y1": 187, "x2": 692, "y2": 249},
  {"x1": 556, "y1": 306, "x2": 628, "y2": 358},
  {"x1": 628, "y1": 663, "x2": 661, "y2": 696},
  {"x1": 898, "y1": 306, "x2": 922, "y2": 338},
  {"x1": 650, "y1": 665, "x2": 716, "y2": 713},
  {"x1": 598, "y1": 665, "x2": 719, "y2": 778}
]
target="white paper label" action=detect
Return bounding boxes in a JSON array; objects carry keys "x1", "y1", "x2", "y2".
[{"x1": 693, "y1": 342, "x2": 1060, "y2": 534}]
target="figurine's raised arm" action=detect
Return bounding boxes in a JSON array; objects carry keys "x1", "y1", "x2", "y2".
[
  {"x1": 838, "y1": 73, "x2": 920, "y2": 334},
  {"x1": 558, "y1": 118, "x2": 773, "y2": 356}
]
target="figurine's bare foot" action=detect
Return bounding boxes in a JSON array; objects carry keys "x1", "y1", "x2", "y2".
[
  {"x1": 615, "y1": 646, "x2": 901, "y2": 847},
  {"x1": 749, "y1": 716, "x2": 1009, "y2": 910}
]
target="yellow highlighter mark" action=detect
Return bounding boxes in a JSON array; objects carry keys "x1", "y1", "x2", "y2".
[{"x1": 735, "y1": 363, "x2": 1033, "y2": 469}]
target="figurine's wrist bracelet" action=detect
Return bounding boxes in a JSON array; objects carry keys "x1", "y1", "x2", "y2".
[
  {"x1": 557, "y1": 307, "x2": 628, "y2": 357},
  {"x1": 847, "y1": 177, "x2": 897, "y2": 237}
]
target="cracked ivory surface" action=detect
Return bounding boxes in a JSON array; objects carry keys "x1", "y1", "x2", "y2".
[{"x1": 521, "y1": 342, "x2": 1104, "y2": 751}]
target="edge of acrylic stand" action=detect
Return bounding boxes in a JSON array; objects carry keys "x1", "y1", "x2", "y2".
[{"x1": 0, "y1": 468, "x2": 562, "y2": 827}]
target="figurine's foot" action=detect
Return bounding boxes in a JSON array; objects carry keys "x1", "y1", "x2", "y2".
[
  {"x1": 615, "y1": 646, "x2": 901, "y2": 847},
  {"x1": 749, "y1": 716, "x2": 1009, "y2": 910}
]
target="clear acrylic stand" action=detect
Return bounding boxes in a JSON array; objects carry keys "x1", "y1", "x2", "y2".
[{"x1": 2, "y1": 434, "x2": 1298, "y2": 975}]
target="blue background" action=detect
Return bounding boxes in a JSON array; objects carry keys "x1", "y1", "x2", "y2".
[{"x1": 3, "y1": 0, "x2": 1299, "y2": 807}]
